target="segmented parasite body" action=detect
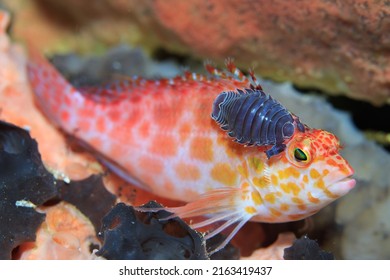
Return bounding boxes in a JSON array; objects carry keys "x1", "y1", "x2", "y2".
[{"x1": 212, "y1": 88, "x2": 306, "y2": 159}]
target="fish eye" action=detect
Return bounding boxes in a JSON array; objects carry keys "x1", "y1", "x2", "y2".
[
  {"x1": 294, "y1": 148, "x2": 308, "y2": 162},
  {"x1": 286, "y1": 137, "x2": 312, "y2": 167}
]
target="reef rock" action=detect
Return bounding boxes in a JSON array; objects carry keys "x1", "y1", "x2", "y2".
[{"x1": 3, "y1": 0, "x2": 390, "y2": 104}]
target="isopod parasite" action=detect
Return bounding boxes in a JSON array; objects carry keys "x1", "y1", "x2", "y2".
[{"x1": 211, "y1": 88, "x2": 306, "y2": 159}]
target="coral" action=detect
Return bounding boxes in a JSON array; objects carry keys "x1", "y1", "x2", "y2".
[
  {"x1": 18, "y1": 202, "x2": 99, "y2": 260},
  {"x1": 0, "y1": 121, "x2": 57, "y2": 259}
]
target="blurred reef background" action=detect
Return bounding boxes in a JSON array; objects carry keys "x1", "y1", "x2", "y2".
[
  {"x1": 0, "y1": 0, "x2": 390, "y2": 259},
  {"x1": 4, "y1": 0, "x2": 390, "y2": 104}
]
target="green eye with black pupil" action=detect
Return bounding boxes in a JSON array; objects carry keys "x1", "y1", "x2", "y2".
[{"x1": 294, "y1": 148, "x2": 307, "y2": 161}]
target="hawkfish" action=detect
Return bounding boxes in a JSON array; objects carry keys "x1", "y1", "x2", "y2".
[{"x1": 27, "y1": 51, "x2": 355, "y2": 254}]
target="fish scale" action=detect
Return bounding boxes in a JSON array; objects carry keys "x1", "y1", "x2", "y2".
[{"x1": 27, "y1": 51, "x2": 355, "y2": 254}]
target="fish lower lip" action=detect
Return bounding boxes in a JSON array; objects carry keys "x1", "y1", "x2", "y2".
[{"x1": 329, "y1": 177, "x2": 356, "y2": 195}]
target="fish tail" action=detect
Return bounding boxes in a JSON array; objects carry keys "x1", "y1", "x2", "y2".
[{"x1": 27, "y1": 46, "x2": 85, "y2": 130}]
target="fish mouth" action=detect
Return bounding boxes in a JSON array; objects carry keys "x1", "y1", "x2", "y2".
[{"x1": 328, "y1": 176, "x2": 356, "y2": 196}]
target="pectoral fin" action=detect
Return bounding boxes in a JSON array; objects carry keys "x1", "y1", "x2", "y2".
[{"x1": 136, "y1": 187, "x2": 254, "y2": 255}]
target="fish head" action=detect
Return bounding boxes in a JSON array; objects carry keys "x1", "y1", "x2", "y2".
[{"x1": 250, "y1": 129, "x2": 355, "y2": 222}]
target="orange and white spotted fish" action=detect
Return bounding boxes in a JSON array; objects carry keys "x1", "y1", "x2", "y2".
[{"x1": 27, "y1": 51, "x2": 355, "y2": 254}]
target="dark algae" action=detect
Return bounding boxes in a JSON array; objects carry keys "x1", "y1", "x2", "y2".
[
  {"x1": 96, "y1": 202, "x2": 209, "y2": 260},
  {"x1": 0, "y1": 121, "x2": 57, "y2": 259},
  {"x1": 284, "y1": 235, "x2": 334, "y2": 260}
]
